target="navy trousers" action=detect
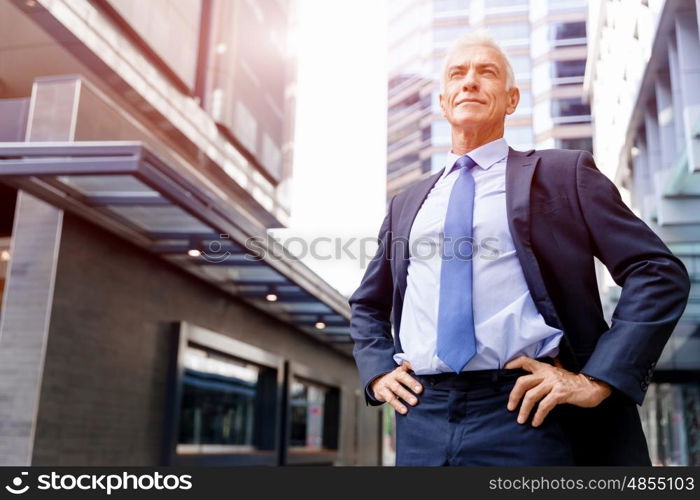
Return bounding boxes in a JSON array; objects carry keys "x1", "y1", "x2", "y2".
[{"x1": 394, "y1": 367, "x2": 577, "y2": 466}]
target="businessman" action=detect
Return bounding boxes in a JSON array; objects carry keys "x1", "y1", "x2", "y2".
[{"x1": 348, "y1": 31, "x2": 691, "y2": 466}]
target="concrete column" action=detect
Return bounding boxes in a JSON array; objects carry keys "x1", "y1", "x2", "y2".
[
  {"x1": 654, "y1": 70, "x2": 676, "y2": 171},
  {"x1": 675, "y1": 11, "x2": 700, "y2": 172},
  {"x1": 667, "y1": 33, "x2": 686, "y2": 155},
  {"x1": 644, "y1": 108, "x2": 662, "y2": 194},
  {"x1": 0, "y1": 76, "x2": 80, "y2": 465}
]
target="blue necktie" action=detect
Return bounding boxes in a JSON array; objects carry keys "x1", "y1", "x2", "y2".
[{"x1": 437, "y1": 154, "x2": 478, "y2": 373}]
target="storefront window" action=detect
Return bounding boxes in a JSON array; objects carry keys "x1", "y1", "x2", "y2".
[
  {"x1": 177, "y1": 343, "x2": 278, "y2": 453},
  {"x1": 289, "y1": 377, "x2": 339, "y2": 450}
]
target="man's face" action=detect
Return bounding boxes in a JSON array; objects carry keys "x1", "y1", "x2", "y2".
[{"x1": 439, "y1": 44, "x2": 519, "y2": 131}]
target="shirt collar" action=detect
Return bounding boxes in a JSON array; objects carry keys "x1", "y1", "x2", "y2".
[{"x1": 441, "y1": 136, "x2": 509, "y2": 180}]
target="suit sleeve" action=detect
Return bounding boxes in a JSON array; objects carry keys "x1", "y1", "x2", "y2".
[
  {"x1": 348, "y1": 196, "x2": 399, "y2": 407},
  {"x1": 574, "y1": 150, "x2": 691, "y2": 405}
]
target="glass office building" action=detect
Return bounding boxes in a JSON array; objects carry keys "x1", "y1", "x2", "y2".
[
  {"x1": 585, "y1": 0, "x2": 700, "y2": 465},
  {"x1": 387, "y1": 0, "x2": 592, "y2": 200},
  {"x1": 0, "y1": 0, "x2": 381, "y2": 466}
]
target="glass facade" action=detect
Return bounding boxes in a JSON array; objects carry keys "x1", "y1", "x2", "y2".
[
  {"x1": 640, "y1": 382, "x2": 700, "y2": 466},
  {"x1": 388, "y1": 0, "x2": 590, "y2": 198},
  {"x1": 586, "y1": 0, "x2": 700, "y2": 464},
  {"x1": 102, "y1": 0, "x2": 203, "y2": 90},
  {"x1": 203, "y1": 0, "x2": 289, "y2": 182}
]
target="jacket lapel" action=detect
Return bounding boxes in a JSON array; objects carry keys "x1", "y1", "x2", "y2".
[{"x1": 505, "y1": 147, "x2": 564, "y2": 331}]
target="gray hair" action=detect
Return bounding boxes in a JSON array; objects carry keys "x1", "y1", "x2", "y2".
[{"x1": 440, "y1": 29, "x2": 516, "y2": 91}]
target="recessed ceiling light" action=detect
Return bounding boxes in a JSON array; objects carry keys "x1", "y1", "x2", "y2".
[
  {"x1": 266, "y1": 293, "x2": 278, "y2": 302},
  {"x1": 315, "y1": 321, "x2": 326, "y2": 330},
  {"x1": 187, "y1": 249, "x2": 201, "y2": 257}
]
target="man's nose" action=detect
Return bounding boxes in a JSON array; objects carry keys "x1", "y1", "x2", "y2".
[{"x1": 461, "y1": 71, "x2": 478, "y2": 91}]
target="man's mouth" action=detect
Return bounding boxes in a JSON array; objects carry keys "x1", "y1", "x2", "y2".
[{"x1": 455, "y1": 98, "x2": 484, "y2": 106}]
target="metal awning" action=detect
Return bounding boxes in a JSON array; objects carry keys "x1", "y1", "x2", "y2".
[{"x1": 0, "y1": 141, "x2": 353, "y2": 354}]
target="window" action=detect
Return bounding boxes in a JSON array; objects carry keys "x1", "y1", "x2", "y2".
[
  {"x1": 178, "y1": 343, "x2": 279, "y2": 452},
  {"x1": 285, "y1": 363, "x2": 341, "y2": 464},
  {"x1": 552, "y1": 97, "x2": 591, "y2": 123},
  {"x1": 552, "y1": 21, "x2": 586, "y2": 41},
  {"x1": 554, "y1": 59, "x2": 586, "y2": 78},
  {"x1": 289, "y1": 378, "x2": 339, "y2": 450},
  {"x1": 558, "y1": 137, "x2": 593, "y2": 152},
  {"x1": 170, "y1": 323, "x2": 284, "y2": 465}
]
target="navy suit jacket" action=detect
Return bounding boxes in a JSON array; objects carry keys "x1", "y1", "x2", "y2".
[{"x1": 349, "y1": 147, "x2": 690, "y2": 413}]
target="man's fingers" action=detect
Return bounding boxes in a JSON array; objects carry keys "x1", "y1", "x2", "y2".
[
  {"x1": 504, "y1": 355, "x2": 541, "y2": 372},
  {"x1": 390, "y1": 381, "x2": 419, "y2": 406},
  {"x1": 517, "y1": 384, "x2": 550, "y2": 424},
  {"x1": 507, "y1": 374, "x2": 541, "y2": 411},
  {"x1": 531, "y1": 393, "x2": 559, "y2": 427},
  {"x1": 377, "y1": 387, "x2": 408, "y2": 414},
  {"x1": 396, "y1": 370, "x2": 423, "y2": 394}
]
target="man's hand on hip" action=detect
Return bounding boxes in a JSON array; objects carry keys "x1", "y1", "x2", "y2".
[
  {"x1": 370, "y1": 361, "x2": 423, "y2": 414},
  {"x1": 504, "y1": 355, "x2": 612, "y2": 427}
]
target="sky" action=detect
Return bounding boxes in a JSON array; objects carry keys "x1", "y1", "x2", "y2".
[{"x1": 271, "y1": 0, "x2": 389, "y2": 297}]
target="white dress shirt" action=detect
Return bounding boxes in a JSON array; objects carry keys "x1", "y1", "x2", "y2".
[{"x1": 393, "y1": 137, "x2": 563, "y2": 373}]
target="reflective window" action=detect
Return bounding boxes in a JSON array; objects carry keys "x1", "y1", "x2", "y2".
[
  {"x1": 554, "y1": 59, "x2": 587, "y2": 78},
  {"x1": 289, "y1": 378, "x2": 339, "y2": 450},
  {"x1": 178, "y1": 343, "x2": 278, "y2": 453},
  {"x1": 552, "y1": 97, "x2": 591, "y2": 119},
  {"x1": 552, "y1": 21, "x2": 586, "y2": 40},
  {"x1": 558, "y1": 137, "x2": 593, "y2": 152}
]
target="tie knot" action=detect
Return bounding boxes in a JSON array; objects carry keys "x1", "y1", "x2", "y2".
[{"x1": 450, "y1": 154, "x2": 477, "y2": 175}]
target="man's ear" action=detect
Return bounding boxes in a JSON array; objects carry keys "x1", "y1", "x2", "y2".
[
  {"x1": 505, "y1": 86, "x2": 520, "y2": 116},
  {"x1": 438, "y1": 91, "x2": 447, "y2": 118}
]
